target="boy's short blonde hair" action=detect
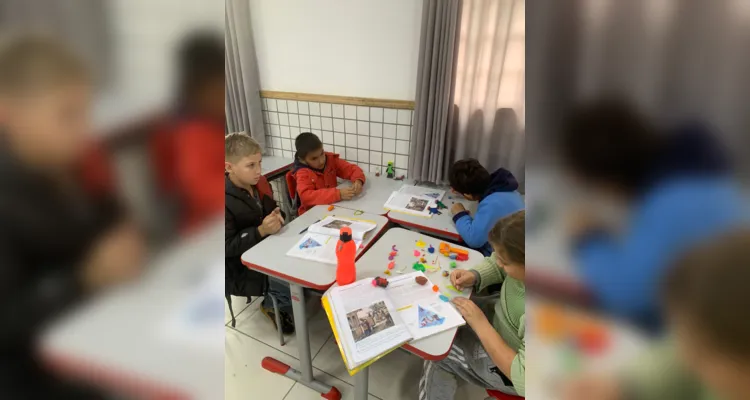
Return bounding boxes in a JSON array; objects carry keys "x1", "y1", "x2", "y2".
[
  {"x1": 225, "y1": 132, "x2": 262, "y2": 162},
  {"x1": 0, "y1": 35, "x2": 90, "y2": 95}
]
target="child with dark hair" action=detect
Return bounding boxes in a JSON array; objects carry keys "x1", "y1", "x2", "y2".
[
  {"x1": 564, "y1": 229, "x2": 750, "y2": 400},
  {"x1": 448, "y1": 159, "x2": 524, "y2": 255},
  {"x1": 290, "y1": 132, "x2": 366, "y2": 215},
  {"x1": 560, "y1": 98, "x2": 746, "y2": 330},
  {"x1": 421, "y1": 211, "x2": 526, "y2": 399}
]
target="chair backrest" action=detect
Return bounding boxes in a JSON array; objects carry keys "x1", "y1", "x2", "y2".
[
  {"x1": 285, "y1": 170, "x2": 300, "y2": 210},
  {"x1": 486, "y1": 389, "x2": 524, "y2": 400}
]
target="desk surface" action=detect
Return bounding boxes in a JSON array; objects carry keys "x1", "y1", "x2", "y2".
[
  {"x1": 354, "y1": 228, "x2": 483, "y2": 360},
  {"x1": 387, "y1": 192, "x2": 477, "y2": 241},
  {"x1": 335, "y1": 173, "x2": 410, "y2": 215},
  {"x1": 262, "y1": 155, "x2": 294, "y2": 177},
  {"x1": 40, "y1": 221, "x2": 224, "y2": 399},
  {"x1": 241, "y1": 205, "x2": 390, "y2": 290}
]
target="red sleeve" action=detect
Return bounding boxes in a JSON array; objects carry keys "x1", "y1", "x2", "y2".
[
  {"x1": 175, "y1": 123, "x2": 224, "y2": 225},
  {"x1": 296, "y1": 168, "x2": 341, "y2": 208},
  {"x1": 334, "y1": 157, "x2": 366, "y2": 183}
]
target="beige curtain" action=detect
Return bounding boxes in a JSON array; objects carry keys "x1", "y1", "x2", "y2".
[{"x1": 449, "y1": 0, "x2": 525, "y2": 189}]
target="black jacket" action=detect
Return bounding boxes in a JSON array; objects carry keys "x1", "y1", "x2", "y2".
[
  {"x1": 225, "y1": 174, "x2": 280, "y2": 297},
  {"x1": 0, "y1": 146, "x2": 121, "y2": 398}
]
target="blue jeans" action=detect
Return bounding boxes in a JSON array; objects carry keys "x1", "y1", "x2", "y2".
[{"x1": 262, "y1": 277, "x2": 293, "y2": 313}]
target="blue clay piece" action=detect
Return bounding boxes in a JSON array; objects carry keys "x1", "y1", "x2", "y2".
[
  {"x1": 449, "y1": 254, "x2": 457, "y2": 260},
  {"x1": 439, "y1": 295, "x2": 449, "y2": 302},
  {"x1": 428, "y1": 245, "x2": 435, "y2": 254}
]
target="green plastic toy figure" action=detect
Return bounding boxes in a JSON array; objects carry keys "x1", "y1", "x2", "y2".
[{"x1": 386, "y1": 161, "x2": 395, "y2": 178}]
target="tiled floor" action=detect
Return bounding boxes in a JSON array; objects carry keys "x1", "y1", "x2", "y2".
[{"x1": 225, "y1": 295, "x2": 489, "y2": 400}]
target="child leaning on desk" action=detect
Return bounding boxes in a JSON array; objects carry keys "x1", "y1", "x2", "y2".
[
  {"x1": 448, "y1": 159, "x2": 524, "y2": 256},
  {"x1": 420, "y1": 210, "x2": 526, "y2": 399},
  {"x1": 289, "y1": 132, "x2": 365, "y2": 215},
  {"x1": 563, "y1": 229, "x2": 750, "y2": 400},
  {"x1": 225, "y1": 133, "x2": 294, "y2": 333}
]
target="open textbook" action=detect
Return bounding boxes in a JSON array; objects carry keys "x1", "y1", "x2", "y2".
[
  {"x1": 322, "y1": 272, "x2": 465, "y2": 373},
  {"x1": 286, "y1": 216, "x2": 377, "y2": 264},
  {"x1": 397, "y1": 185, "x2": 446, "y2": 201},
  {"x1": 384, "y1": 185, "x2": 446, "y2": 217}
]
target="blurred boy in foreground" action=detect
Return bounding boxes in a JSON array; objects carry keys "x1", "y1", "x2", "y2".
[
  {"x1": 0, "y1": 36, "x2": 144, "y2": 398},
  {"x1": 564, "y1": 229, "x2": 750, "y2": 400}
]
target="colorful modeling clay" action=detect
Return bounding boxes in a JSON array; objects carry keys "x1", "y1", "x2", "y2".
[
  {"x1": 449, "y1": 261, "x2": 457, "y2": 269},
  {"x1": 441, "y1": 271, "x2": 449, "y2": 277},
  {"x1": 413, "y1": 250, "x2": 421, "y2": 257},
  {"x1": 427, "y1": 245, "x2": 435, "y2": 254},
  {"x1": 389, "y1": 251, "x2": 398, "y2": 257},
  {"x1": 449, "y1": 254, "x2": 457, "y2": 260},
  {"x1": 416, "y1": 240, "x2": 426, "y2": 249},
  {"x1": 415, "y1": 276, "x2": 428, "y2": 285},
  {"x1": 446, "y1": 285, "x2": 463, "y2": 294},
  {"x1": 372, "y1": 277, "x2": 389, "y2": 288},
  {"x1": 384, "y1": 269, "x2": 391, "y2": 276},
  {"x1": 420, "y1": 257, "x2": 427, "y2": 263},
  {"x1": 388, "y1": 255, "x2": 395, "y2": 261},
  {"x1": 413, "y1": 263, "x2": 426, "y2": 272},
  {"x1": 388, "y1": 261, "x2": 395, "y2": 269},
  {"x1": 439, "y1": 295, "x2": 449, "y2": 302},
  {"x1": 432, "y1": 285, "x2": 439, "y2": 292},
  {"x1": 456, "y1": 253, "x2": 469, "y2": 261},
  {"x1": 327, "y1": 205, "x2": 335, "y2": 211},
  {"x1": 392, "y1": 245, "x2": 398, "y2": 251}
]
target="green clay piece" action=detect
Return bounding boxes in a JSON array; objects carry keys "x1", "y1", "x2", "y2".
[
  {"x1": 446, "y1": 284, "x2": 463, "y2": 294},
  {"x1": 449, "y1": 261, "x2": 457, "y2": 269},
  {"x1": 412, "y1": 262, "x2": 426, "y2": 272}
]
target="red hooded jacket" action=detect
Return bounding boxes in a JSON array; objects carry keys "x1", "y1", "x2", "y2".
[{"x1": 292, "y1": 152, "x2": 366, "y2": 215}]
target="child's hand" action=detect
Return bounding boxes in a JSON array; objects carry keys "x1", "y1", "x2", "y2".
[
  {"x1": 81, "y1": 221, "x2": 145, "y2": 291},
  {"x1": 451, "y1": 203, "x2": 466, "y2": 216},
  {"x1": 339, "y1": 187, "x2": 356, "y2": 200},
  {"x1": 352, "y1": 180, "x2": 364, "y2": 195},
  {"x1": 259, "y1": 212, "x2": 282, "y2": 236},
  {"x1": 562, "y1": 376, "x2": 622, "y2": 400},
  {"x1": 450, "y1": 269, "x2": 476, "y2": 290},
  {"x1": 451, "y1": 297, "x2": 488, "y2": 328},
  {"x1": 271, "y1": 207, "x2": 284, "y2": 225}
]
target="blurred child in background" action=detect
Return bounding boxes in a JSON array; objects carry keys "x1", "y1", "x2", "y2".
[
  {"x1": 0, "y1": 35, "x2": 144, "y2": 398},
  {"x1": 225, "y1": 132, "x2": 294, "y2": 333},
  {"x1": 421, "y1": 210, "x2": 526, "y2": 399},
  {"x1": 560, "y1": 99, "x2": 747, "y2": 331},
  {"x1": 564, "y1": 229, "x2": 750, "y2": 400},
  {"x1": 448, "y1": 159, "x2": 524, "y2": 256},
  {"x1": 290, "y1": 132, "x2": 365, "y2": 215}
]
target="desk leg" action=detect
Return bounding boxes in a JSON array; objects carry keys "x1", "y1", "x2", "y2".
[
  {"x1": 261, "y1": 283, "x2": 342, "y2": 399},
  {"x1": 354, "y1": 367, "x2": 369, "y2": 400}
]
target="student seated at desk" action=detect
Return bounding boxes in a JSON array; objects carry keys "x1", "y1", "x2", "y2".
[
  {"x1": 564, "y1": 229, "x2": 750, "y2": 400},
  {"x1": 421, "y1": 211, "x2": 526, "y2": 399},
  {"x1": 0, "y1": 36, "x2": 145, "y2": 399},
  {"x1": 288, "y1": 132, "x2": 365, "y2": 215},
  {"x1": 449, "y1": 159, "x2": 524, "y2": 255},
  {"x1": 225, "y1": 133, "x2": 294, "y2": 333}
]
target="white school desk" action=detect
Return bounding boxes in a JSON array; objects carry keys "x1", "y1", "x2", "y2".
[
  {"x1": 387, "y1": 191, "x2": 478, "y2": 241},
  {"x1": 354, "y1": 228, "x2": 481, "y2": 361},
  {"x1": 262, "y1": 155, "x2": 294, "y2": 179},
  {"x1": 335, "y1": 173, "x2": 410, "y2": 215},
  {"x1": 241, "y1": 205, "x2": 389, "y2": 399},
  {"x1": 40, "y1": 220, "x2": 224, "y2": 399}
]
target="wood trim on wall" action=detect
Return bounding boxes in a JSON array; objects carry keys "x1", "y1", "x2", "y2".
[{"x1": 260, "y1": 90, "x2": 415, "y2": 110}]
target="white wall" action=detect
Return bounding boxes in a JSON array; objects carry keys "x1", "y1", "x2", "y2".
[{"x1": 249, "y1": 0, "x2": 423, "y2": 101}]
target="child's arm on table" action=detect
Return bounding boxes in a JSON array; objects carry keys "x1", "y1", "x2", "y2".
[
  {"x1": 296, "y1": 168, "x2": 342, "y2": 206},
  {"x1": 472, "y1": 254, "x2": 507, "y2": 291},
  {"x1": 453, "y1": 202, "x2": 494, "y2": 249}
]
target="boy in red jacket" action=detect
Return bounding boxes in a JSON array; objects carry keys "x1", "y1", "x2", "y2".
[{"x1": 291, "y1": 132, "x2": 366, "y2": 215}]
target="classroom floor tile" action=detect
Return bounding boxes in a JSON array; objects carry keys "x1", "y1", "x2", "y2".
[
  {"x1": 282, "y1": 368, "x2": 380, "y2": 400},
  {"x1": 225, "y1": 295, "x2": 256, "y2": 324}
]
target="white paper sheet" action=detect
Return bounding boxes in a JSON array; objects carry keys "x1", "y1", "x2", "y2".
[
  {"x1": 308, "y1": 216, "x2": 377, "y2": 242},
  {"x1": 383, "y1": 191, "x2": 436, "y2": 217},
  {"x1": 286, "y1": 233, "x2": 361, "y2": 265},
  {"x1": 397, "y1": 185, "x2": 446, "y2": 201}
]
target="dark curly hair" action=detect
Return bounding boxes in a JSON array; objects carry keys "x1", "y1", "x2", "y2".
[{"x1": 448, "y1": 159, "x2": 491, "y2": 197}]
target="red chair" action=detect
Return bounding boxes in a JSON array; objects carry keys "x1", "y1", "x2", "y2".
[{"x1": 485, "y1": 389, "x2": 524, "y2": 400}]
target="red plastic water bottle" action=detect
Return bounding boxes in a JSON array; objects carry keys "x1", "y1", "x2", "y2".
[{"x1": 335, "y1": 227, "x2": 357, "y2": 285}]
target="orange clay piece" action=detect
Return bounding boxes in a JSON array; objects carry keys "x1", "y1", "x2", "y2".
[
  {"x1": 388, "y1": 261, "x2": 395, "y2": 269},
  {"x1": 328, "y1": 205, "x2": 335, "y2": 211},
  {"x1": 432, "y1": 285, "x2": 439, "y2": 292},
  {"x1": 439, "y1": 243, "x2": 451, "y2": 256}
]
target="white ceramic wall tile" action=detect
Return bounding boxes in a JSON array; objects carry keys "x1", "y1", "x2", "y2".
[
  {"x1": 311, "y1": 129, "x2": 322, "y2": 137},
  {"x1": 369, "y1": 151, "x2": 382, "y2": 166},
  {"x1": 298, "y1": 101, "x2": 309, "y2": 115},
  {"x1": 322, "y1": 131, "x2": 334, "y2": 145},
  {"x1": 299, "y1": 115, "x2": 311, "y2": 129},
  {"x1": 290, "y1": 126, "x2": 301, "y2": 137},
  {"x1": 382, "y1": 153, "x2": 396, "y2": 166},
  {"x1": 370, "y1": 122, "x2": 383, "y2": 137},
  {"x1": 396, "y1": 154, "x2": 409, "y2": 169},
  {"x1": 396, "y1": 140, "x2": 410, "y2": 155},
  {"x1": 272, "y1": 137, "x2": 282, "y2": 148},
  {"x1": 310, "y1": 116, "x2": 321, "y2": 130},
  {"x1": 357, "y1": 149, "x2": 369, "y2": 163},
  {"x1": 279, "y1": 113, "x2": 289, "y2": 126},
  {"x1": 270, "y1": 124, "x2": 280, "y2": 136},
  {"x1": 334, "y1": 145, "x2": 344, "y2": 155},
  {"x1": 396, "y1": 125, "x2": 411, "y2": 141},
  {"x1": 277, "y1": 100, "x2": 288, "y2": 112},
  {"x1": 283, "y1": 150, "x2": 293, "y2": 159},
  {"x1": 397, "y1": 109, "x2": 412, "y2": 125},
  {"x1": 334, "y1": 132, "x2": 346, "y2": 146},
  {"x1": 321, "y1": 117, "x2": 333, "y2": 131},
  {"x1": 383, "y1": 124, "x2": 397, "y2": 139},
  {"x1": 370, "y1": 107, "x2": 383, "y2": 122},
  {"x1": 280, "y1": 125, "x2": 290, "y2": 138},
  {"x1": 357, "y1": 106, "x2": 369, "y2": 120},
  {"x1": 320, "y1": 103, "x2": 332, "y2": 117},
  {"x1": 383, "y1": 108, "x2": 397, "y2": 124},
  {"x1": 268, "y1": 112, "x2": 279, "y2": 125},
  {"x1": 369, "y1": 164, "x2": 381, "y2": 174},
  {"x1": 370, "y1": 137, "x2": 382, "y2": 151},
  {"x1": 357, "y1": 135, "x2": 369, "y2": 149},
  {"x1": 382, "y1": 138, "x2": 396, "y2": 153},
  {"x1": 266, "y1": 98, "x2": 277, "y2": 111},
  {"x1": 287, "y1": 100, "x2": 298, "y2": 114},
  {"x1": 332, "y1": 104, "x2": 344, "y2": 118},
  {"x1": 345, "y1": 147, "x2": 357, "y2": 161},
  {"x1": 333, "y1": 118, "x2": 345, "y2": 133},
  {"x1": 309, "y1": 102, "x2": 320, "y2": 115},
  {"x1": 281, "y1": 138, "x2": 292, "y2": 150},
  {"x1": 289, "y1": 114, "x2": 300, "y2": 127},
  {"x1": 357, "y1": 121, "x2": 369, "y2": 135},
  {"x1": 344, "y1": 105, "x2": 357, "y2": 119},
  {"x1": 344, "y1": 119, "x2": 357, "y2": 134},
  {"x1": 345, "y1": 133, "x2": 357, "y2": 147}
]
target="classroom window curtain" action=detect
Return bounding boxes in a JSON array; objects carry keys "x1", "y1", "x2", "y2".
[
  {"x1": 225, "y1": 0, "x2": 265, "y2": 147},
  {"x1": 410, "y1": 0, "x2": 526, "y2": 189}
]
